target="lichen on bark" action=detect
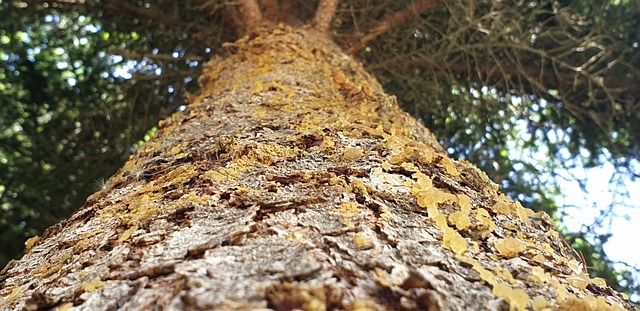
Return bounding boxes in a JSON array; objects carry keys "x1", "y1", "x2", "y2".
[{"x1": 0, "y1": 25, "x2": 635, "y2": 311}]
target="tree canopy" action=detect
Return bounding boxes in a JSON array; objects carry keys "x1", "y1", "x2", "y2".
[{"x1": 1, "y1": 0, "x2": 638, "y2": 303}]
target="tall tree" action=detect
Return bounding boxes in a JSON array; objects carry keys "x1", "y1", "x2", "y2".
[{"x1": 0, "y1": 1, "x2": 637, "y2": 309}]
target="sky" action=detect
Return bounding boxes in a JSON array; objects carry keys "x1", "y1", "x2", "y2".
[
  {"x1": 558, "y1": 161, "x2": 640, "y2": 300},
  {"x1": 508, "y1": 114, "x2": 639, "y2": 301}
]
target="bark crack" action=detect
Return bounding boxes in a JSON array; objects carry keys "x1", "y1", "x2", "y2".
[
  {"x1": 255, "y1": 196, "x2": 328, "y2": 221},
  {"x1": 110, "y1": 263, "x2": 176, "y2": 281}
]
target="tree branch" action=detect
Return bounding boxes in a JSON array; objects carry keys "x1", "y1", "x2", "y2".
[
  {"x1": 194, "y1": 0, "x2": 244, "y2": 38},
  {"x1": 370, "y1": 57, "x2": 640, "y2": 125},
  {"x1": 237, "y1": 0, "x2": 263, "y2": 30},
  {"x1": 118, "y1": 51, "x2": 206, "y2": 62},
  {"x1": 384, "y1": 59, "x2": 640, "y2": 95},
  {"x1": 101, "y1": 0, "x2": 199, "y2": 31},
  {"x1": 133, "y1": 70, "x2": 197, "y2": 81},
  {"x1": 347, "y1": 0, "x2": 442, "y2": 55},
  {"x1": 261, "y1": 0, "x2": 284, "y2": 23},
  {"x1": 313, "y1": 0, "x2": 340, "y2": 35}
]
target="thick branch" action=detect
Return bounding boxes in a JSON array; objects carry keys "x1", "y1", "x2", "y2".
[
  {"x1": 347, "y1": 0, "x2": 442, "y2": 55},
  {"x1": 237, "y1": 0, "x2": 263, "y2": 30},
  {"x1": 194, "y1": 0, "x2": 217, "y2": 16},
  {"x1": 261, "y1": 0, "x2": 284, "y2": 23},
  {"x1": 195, "y1": 0, "x2": 244, "y2": 37},
  {"x1": 313, "y1": 0, "x2": 340, "y2": 35}
]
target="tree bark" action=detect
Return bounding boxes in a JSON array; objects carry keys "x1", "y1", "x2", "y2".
[{"x1": 0, "y1": 25, "x2": 635, "y2": 311}]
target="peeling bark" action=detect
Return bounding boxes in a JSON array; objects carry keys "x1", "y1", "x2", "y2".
[{"x1": 0, "y1": 26, "x2": 635, "y2": 311}]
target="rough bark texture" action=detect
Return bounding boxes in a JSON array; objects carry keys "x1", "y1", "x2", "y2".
[{"x1": 0, "y1": 26, "x2": 635, "y2": 311}]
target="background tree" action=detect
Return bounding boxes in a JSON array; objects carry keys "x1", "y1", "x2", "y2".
[{"x1": 1, "y1": 0, "x2": 638, "y2": 303}]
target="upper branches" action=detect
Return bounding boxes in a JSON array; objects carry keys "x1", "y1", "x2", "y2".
[
  {"x1": 234, "y1": 0, "x2": 341, "y2": 36},
  {"x1": 362, "y1": 0, "x2": 640, "y2": 167},
  {"x1": 346, "y1": 0, "x2": 441, "y2": 55}
]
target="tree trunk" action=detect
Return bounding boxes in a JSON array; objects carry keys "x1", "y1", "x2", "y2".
[{"x1": 0, "y1": 25, "x2": 635, "y2": 311}]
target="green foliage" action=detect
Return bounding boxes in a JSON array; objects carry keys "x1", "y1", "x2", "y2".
[
  {"x1": 0, "y1": 0, "x2": 638, "y2": 303},
  {"x1": 0, "y1": 1, "x2": 197, "y2": 264},
  {"x1": 0, "y1": 6, "x2": 122, "y2": 263}
]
